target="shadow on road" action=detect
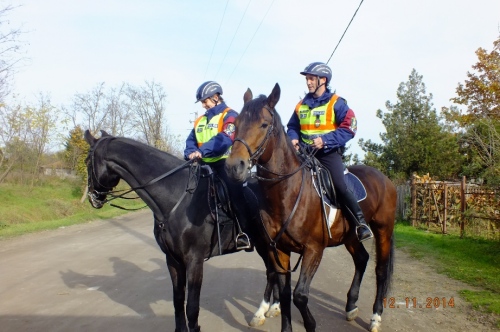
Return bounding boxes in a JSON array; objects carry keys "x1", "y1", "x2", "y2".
[{"x1": 59, "y1": 254, "x2": 368, "y2": 331}]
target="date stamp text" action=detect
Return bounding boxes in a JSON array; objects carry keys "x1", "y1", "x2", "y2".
[{"x1": 383, "y1": 297, "x2": 455, "y2": 309}]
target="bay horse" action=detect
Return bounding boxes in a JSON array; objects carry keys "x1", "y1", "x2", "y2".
[
  {"x1": 83, "y1": 130, "x2": 280, "y2": 332},
  {"x1": 225, "y1": 84, "x2": 396, "y2": 332}
]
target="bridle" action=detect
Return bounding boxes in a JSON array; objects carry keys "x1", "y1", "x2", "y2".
[
  {"x1": 86, "y1": 136, "x2": 116, "y2": 207},
  {"x1": 233, "y1": 102, "x2": 309, "y2": 272},
  {"x1": 234, "y1": 104, "x2": 276, "y2": 170},
  {"x1": 87, "y1": 136, "x2": 193, "y2": 209},
  {"x1": 234, "y1": 104, "x2": 307, "y2": 182}
]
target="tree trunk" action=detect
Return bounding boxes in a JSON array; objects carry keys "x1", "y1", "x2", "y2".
[{"x1": 80, "y1": 185, "x2": 88, "y2": 203}]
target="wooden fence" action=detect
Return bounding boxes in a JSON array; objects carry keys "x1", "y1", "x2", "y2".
[{"x1": 396, "y1": 175, "x2": 499, "y2": 240}]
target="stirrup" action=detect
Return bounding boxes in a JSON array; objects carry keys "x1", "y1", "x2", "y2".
[
  {"x1": 356, "y1": 225, "x2": 374, "y2": 242},
  {"x1": 236, "y1": 232, "x2": 251, "y2": 250}
]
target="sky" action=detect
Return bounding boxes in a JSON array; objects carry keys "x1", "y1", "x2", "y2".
[{"x1": 6, "y1": 0, "x2": 500, "y2": 156}]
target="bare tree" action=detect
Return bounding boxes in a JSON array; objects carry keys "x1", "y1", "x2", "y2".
[
  {"x1": 25, "y1": 94, "x2": 58, "y2": 184},
  {"x1": 105, "y1": 83, "x2": 134, "y2": 136},
  {"x1": 0, "y1": 104, "x2": 27, "y2": 183},
  {"x1": 0, "y1": 4, "x2": 25, "y2": 103},
  {"x1": 126, "y1": 80, "x2": 168, "y2": 149},
  {"x1": 67, "y1": 82, "x2": 108, "y2": 135},
  {"x1": 0, "y1": 95, "x2": 59, "y2": 184}
]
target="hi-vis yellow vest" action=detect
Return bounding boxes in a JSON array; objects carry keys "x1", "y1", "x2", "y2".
[
  {"x1": 294, "y1": 94, "x2": 339, "y2": 144},
  {"x1": 194, "y1": 107, "x2": 231, "y2": 163}
]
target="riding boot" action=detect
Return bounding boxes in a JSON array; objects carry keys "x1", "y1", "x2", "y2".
[{"x1": 340, "y1": 191, "x2": 374, "y2": 242}]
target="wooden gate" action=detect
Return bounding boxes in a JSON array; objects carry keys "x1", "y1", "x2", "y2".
[{"x1": 396, "y1": 174, "x2": 499, "y2": 240}]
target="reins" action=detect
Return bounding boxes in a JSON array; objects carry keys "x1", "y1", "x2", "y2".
[
  {"x1": 88, "y1": 138, "x2": 195, "y2": 210},
  {"x1": 106, "y1": 159, "x2": 195, "y2": 210},
  {"x1": 236, "y1": 103, "x2": 311, "y2": 272},
  {"x1": 235, "y1": 105, "x2": 308, "y2": 182}
]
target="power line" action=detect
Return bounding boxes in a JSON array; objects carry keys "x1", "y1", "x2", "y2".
[
  {"x1": 214, "y1": 0, "x2": 253, "y2": 80},
  {"x1": 203, "y1": 0, "x2": 229, "y2": 80},
  {"x1": 225, "y1": 0, "x2": 275, "y2": 83},
  {"x1": 325, "y1": 0, "x2": 365, "y2": 65}
]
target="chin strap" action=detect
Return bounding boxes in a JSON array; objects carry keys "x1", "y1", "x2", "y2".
[{"x1": 312, "y1": 77, "x2": 326, "y2": 95}]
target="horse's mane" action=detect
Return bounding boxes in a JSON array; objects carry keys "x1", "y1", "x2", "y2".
[{"x1": 105, "y1": 136, "x2": 184, "y2": 165}]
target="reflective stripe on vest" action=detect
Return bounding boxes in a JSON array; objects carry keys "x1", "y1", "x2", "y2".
[
  {"x1": 294, "y1": 95, "x2": 339, "y2": 144},
  {"x1": 194, "y1": 107, "x2": 231, "y2": 163}
]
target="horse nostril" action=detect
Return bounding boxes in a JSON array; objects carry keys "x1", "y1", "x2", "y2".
[{"x1": 239, "y1": 159, "x2": 246, "y2": 171}]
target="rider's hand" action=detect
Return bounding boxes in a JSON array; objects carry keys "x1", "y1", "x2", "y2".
[
  {"x1": 291, "y1": 139, "x2": 299, "y2": 151},
  {"x1": 311, "y1": 137, "x2": 324, "y2": 149},
  {"x1": 188, "y1": 151, "x2": 202, "y2": 160}
]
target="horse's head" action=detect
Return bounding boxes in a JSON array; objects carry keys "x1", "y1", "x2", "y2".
[
  {"x1": 84, "y1": 130, "x2": 120, "y2": 209},
  {"x1": 226, "y1": 83, "x2": 281, "y2": 182}
]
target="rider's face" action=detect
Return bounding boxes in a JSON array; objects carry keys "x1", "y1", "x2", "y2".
[
  {"x1": 305, "y1": 75, "x2": 326, "y2": 96},
  {"x1": 201, "y1": 95, "x2": 218, "y2": 110}
]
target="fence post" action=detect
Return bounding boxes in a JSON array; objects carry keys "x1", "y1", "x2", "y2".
[
  {"x1": 443, "y1": 184, "x2": 447, "y2": 234},
  {"x1": 460, "y1": 176, "x2": 466, "y2": 238},
  {"x1": 411, "y1": 173, "x2": 417, "y2": 227}
]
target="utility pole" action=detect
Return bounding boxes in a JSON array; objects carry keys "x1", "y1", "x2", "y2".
[{"x1": 189, "y1": 111, "x2": 198, "y2": 124}]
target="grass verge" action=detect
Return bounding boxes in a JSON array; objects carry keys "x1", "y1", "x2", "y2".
[
  {"x1": 394, "y1": 222, "x2": 500, "y2": 327},
  {"x1": 0, "y1": 178, "x2": 146, "y2": 239}
]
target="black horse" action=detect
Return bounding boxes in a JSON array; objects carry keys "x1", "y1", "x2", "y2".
[{"x1": 84, "y1": 130, "x2": 279, "y2": 332}]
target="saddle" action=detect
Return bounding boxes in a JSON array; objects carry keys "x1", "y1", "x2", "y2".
[
  {"x1": 295, "y1": 148, "x2": 366, "y2": 208},
  {"x1": 188, "y1": 163, "x2": 252, "y2": 257},
  {"x1": 316, "y1": 163, "x2": 337, "y2": 206},
  {"x1": 312, "y1": 161, "x2": 367, "y2": 205}
]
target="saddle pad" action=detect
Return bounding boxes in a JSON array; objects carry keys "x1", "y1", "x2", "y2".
[
  {"x1": 314, "y1": 170, "x2": 367, "y2": 229},
  {"x1": 345, "y1": 171, "x2": 367, "y2": 202},
  {"x1": 312, "y1": 170, "x2": 367, "y2": 204}
]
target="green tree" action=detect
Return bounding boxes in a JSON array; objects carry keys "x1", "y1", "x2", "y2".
[
  {"x1": 64, "y1": 126, "x2": 88, "y2": 181},
  {"x1": 443, "y1": 35, "x2": 500, "y2": 185},
  {"x1": 360, "y1": 69, "x2": 461, "y2": 181},
  {"x1": 0, "y1": 97, "x2": 59, "y2": 184}
]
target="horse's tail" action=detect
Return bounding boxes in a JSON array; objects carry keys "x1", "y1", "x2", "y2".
[{"x1": 381, "y1": 235, "x2": 395, "y2": 297}]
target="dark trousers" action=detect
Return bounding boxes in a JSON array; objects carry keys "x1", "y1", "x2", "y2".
[{"x1": 314, "y1": 149, "x2": 350, "y2": 199}]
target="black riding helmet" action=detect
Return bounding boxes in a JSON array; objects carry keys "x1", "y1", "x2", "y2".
[{"x1": 195, "y1": 81, "x2": 223, "y2": 103}]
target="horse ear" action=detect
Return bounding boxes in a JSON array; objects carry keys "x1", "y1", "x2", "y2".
[
  {"x1": 84, "y1": 130, "x2": 97, "y2": 146},
  {"x1": 267, "y1": 83, "x2": 281, "y2": 109},
  {"x1": 243, "y1": 88, "x2": 253, "y2": 104},
  {"x1": 100, "y1": 130, "x2": 110, "y2": 137}
]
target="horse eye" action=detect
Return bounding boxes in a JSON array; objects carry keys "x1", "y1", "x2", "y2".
[{"x1": 261, "y1": 123, "x2": 268, "y2": 129}]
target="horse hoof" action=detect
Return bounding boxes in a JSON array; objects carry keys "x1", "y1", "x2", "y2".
[
  {"x1": 265, "y1": 303, "x2": 281, "y2": 318},
  {"x1": 346, "y1": 307, "x2": 358, "y2": 321},
  {"x1": 249, "y1": 315, "x2": 266, "y2": 327},
  {"x1": 369, "y1": 313, "x2": 382, "y2": 332}
]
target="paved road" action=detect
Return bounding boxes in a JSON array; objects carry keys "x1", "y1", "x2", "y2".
[{"x1": 0, "y1": 210, "x2": 491, "y2": 331}]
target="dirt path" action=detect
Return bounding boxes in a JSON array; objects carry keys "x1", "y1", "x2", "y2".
[{"x1": 0, "y1": 210, "x2": 495, "y2": 331}]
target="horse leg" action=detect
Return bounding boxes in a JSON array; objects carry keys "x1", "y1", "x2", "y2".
[
  {"x1": 343, "y1": 240, "x2": 369, "y2": 322},
  {"x1": 370, "y1": 234, "x2": 394, "y2": 332},
  {"x1": 276, "y1": 271, "x2": 293, "y2": 332},
  {"x1": 267, "y1": 271, "x2": 281, "y2": 318},
  {"x1": 250, "y1": 268, "x2": 280, "y2": 326},
  {"x1": 292, "y1": 250, "x2": 323, "y2": 332},
  {"x1": 185, "y1": 258, "x2": 204, "y2": 332},
  {"x1": 250, "y1": 243, "x2": 281, "y2": 326},
  {"x1": 166, "y1": 255, "x2": 188, "y2": 332},
  {"x1": 271, "y1": 249, "x2": 293, "y2": 332}
]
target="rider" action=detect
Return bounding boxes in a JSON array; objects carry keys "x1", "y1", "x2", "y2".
[
  {"x1": 286, "y1": 62, "x2": 373, "y2": 242},
  {"x1": 184, "y1": 81, "x2": 250, "y2": 248}
]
